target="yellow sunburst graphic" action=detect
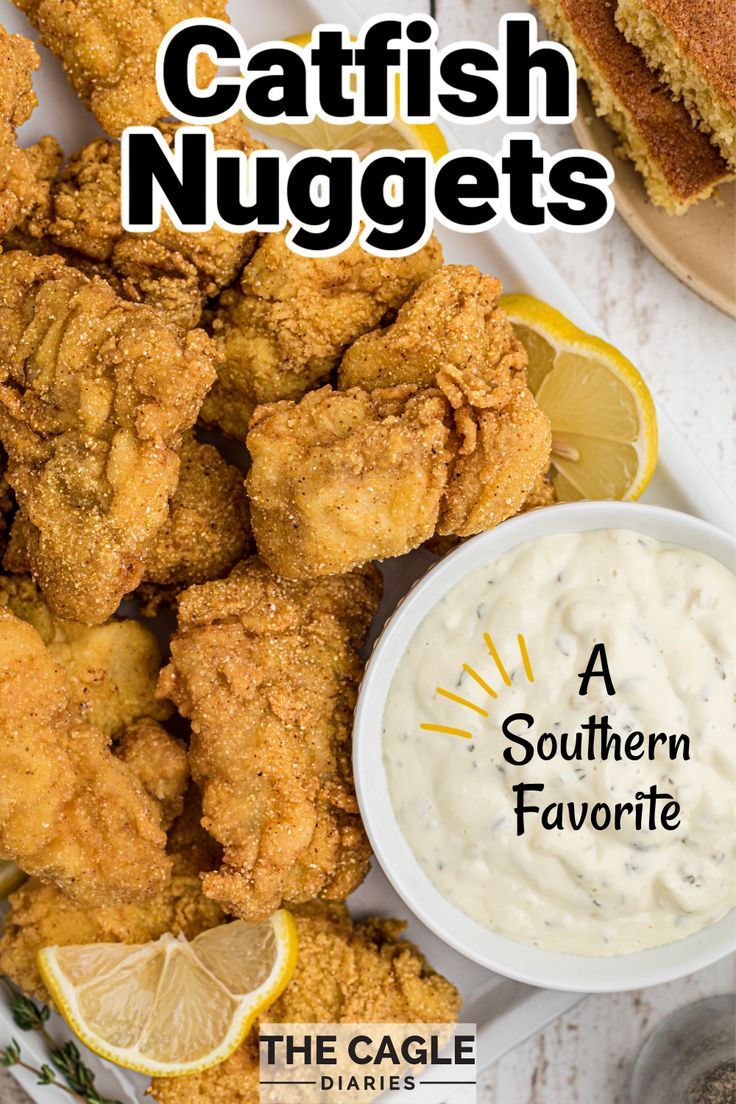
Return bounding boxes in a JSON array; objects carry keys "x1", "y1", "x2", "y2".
[{"x1": 420, "y1": 633, "x2": 534, "y2": 739}]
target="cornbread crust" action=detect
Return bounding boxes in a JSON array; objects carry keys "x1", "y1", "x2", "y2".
[
  {"x1": 533, "y1": 0, "x2": 732, "y2": 213},
  {"x1": 616, "y1": 0, "x2": 736, "y2": 168}
]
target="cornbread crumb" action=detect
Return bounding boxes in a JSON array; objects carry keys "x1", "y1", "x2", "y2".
[
  {"x1": 532, "y1": 0, "x2": 733, "y2": 213},
  {"x1": 616, "y1": 0, "x2": 736, "y2": 168}
]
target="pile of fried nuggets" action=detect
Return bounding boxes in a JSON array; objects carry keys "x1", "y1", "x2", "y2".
[{"x1": 0, "y1": 4, "x2": 556, "y2": 1098}]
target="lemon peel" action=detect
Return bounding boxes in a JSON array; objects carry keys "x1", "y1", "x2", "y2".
[
  {"x1": 502, "y1": 293, "x2": 658, "y2": 501},
  {"x1": 38, "y1": 911, "x2": 298, "y2": 1078}
]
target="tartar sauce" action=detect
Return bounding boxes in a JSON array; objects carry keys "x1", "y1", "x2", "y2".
[{"x1": 382, "y1": 529, "x2": 736, "y2": 955}]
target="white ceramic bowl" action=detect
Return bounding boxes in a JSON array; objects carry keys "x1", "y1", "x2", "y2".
[{"x1": 353, "y1": 501, "x2": 736, "y2": 992}]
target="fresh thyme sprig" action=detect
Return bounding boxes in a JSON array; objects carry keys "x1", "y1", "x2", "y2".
[
  {"x1": 49, "y1": 1041, "x2": 122, "y2": 1104},
  {"x1": 1, "y1": 1036, "x2": 89, "y2": 1101},
  {"x1": 1, "y1": 982, "x2": 123, "y2": 1104},
  {"x1": 8, "y1": 991, "x2": 50, "y2": 1032}
]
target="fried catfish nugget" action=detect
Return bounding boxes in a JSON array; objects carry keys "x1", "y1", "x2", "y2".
[
  {"x1": 0, "y1": 606, "x2": 170, "y2": 903},
  {"x1": 157, "y1": 559, "x2": 382, "y2": 920},
  {"x1": 0, "y1": 573, "x2": 172, "y2": 737},
  {"x1": 340, "y1": 265, "x2": 552, "y2": 537},
  {"x1": 0, "y1": 252, "x2": 217, "y2": 624},
  {"x1": 42, "y1": 120, "x2": 263, "y2": 328},
  {"x1": 0, "y1": 447, "x2": 12, "y2": 555},
  {"x1": 140, "y1": 434, "x2": 252, "y2": 597},
  {"x1": 114, "y1": 720, "x2": 189, "y2": 830},
  {"x1": 339, "y1": 264, "x2": 524, "y2": 396},
  {"x1": 205, "y1": 232, "x2": 443, "y2": 437},
  {"x1": 11, "y1": 0, "x2": 229, "y2": 136},
  {"x1": 439, "y1": 385, "x2": 552, "y2": 536},
  {"x1": 0, "y1": 789, "x2": 223, "y2": 1002},
  {"x1": 0, "y1": 24, "x2": 38, "y2": 235},
  {"x1": 247, "y1": 268, "x2": 551, "y2": 578},
  {"x1": 0, "y1": 25, "x2": 62, "y2": 237},
  {"x1": 247, "y1": 385, "x2": 452, "y2": 579},
  {"x1": 522, "y1": 470, "x2": 557, "y2": 511},
  {"x1": 150, "y1": 901, "x2": 460, "y2": 1104}
]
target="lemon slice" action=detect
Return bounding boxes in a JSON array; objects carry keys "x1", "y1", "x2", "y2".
[
  {"x1": 501, "y1": 294, "x2": 658, "y2": 501},
  {"x1": 37, "y1": 912, "x2": 297, "y2": 1078},
  {"x1": 250, "y1": 33, "x2": 448, "y2": 159},
  {"x1": 0, "y1": 861, "x2": 26, "y2": 899}
]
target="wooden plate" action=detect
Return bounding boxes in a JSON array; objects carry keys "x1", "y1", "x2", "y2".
[{"x1": 572, "y1": 84, "x2": 736, "y2": 319}]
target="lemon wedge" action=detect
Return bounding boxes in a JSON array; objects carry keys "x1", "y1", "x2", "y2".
[
  {"x1": 501, "y1": 294, "x2": 658, "y2": 501},
  {"x1": 0, "y1": 861, "x2": 26, "y2": 900},
  {"x1": 37, "y1": 912, "x2": 297, "y2": 1078},
  {"x1": 250, "y1": 33, "x2": 448, "y2": 159}
]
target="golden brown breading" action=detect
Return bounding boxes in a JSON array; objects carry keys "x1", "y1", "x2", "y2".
[
  {"x1": 0, "y1": 468, "x2": 10, "y2": 517},
  {"x1": 0, "y1": 878, "x2": 177, "y2": 1002},
  {"x1": 0, "y1": 25, "x2": 60, "y2": 238},
  {"x1": 140, "y1": 434, "x2": 252, "y2": 594},
  {"x1": 0, "y1": 251, "x2": 217, "y2": 624},
  {"x1": 157, "y1": 558, "x2": 382, "y2": 921},
  {"x1": 437, "y1": 386, "x2": 552, "y2": 536},
  {"x1": 162, "y1": 783, "x2": 221, "y2": 873},
  {"x1": 246, "y1": 268, "x2": 551, "y2": 578},
  {"x1": 0, "y1": 133, "x2": 63, "y2": 249},
  {"x1": 205, "y1": 232, "x2": 443, "y2": 438},
  {"x1": 339, "y1": 264, "x2": 523, "y2": 399},
  {"x1": 150, "y1": 1036, "x2": 261, "y2": 1104},
  {"x1": 277, "y1": 902, "x2": 460, "y2": 1024},
  {"x1": 521, "y1": 470, "x2": 557, "y2": 511},
  {"x1": 0, "y1": 446, "x2": 12, "y2": 555},
  {"x1": 41, "y1": 120, "x2": 263, "y2": 328},
  {"x1": 339, "y1": 265, "x2": 552, "y2": 537},
  {"x1": 246, "y1": 385, "x2": 452, "y2": 579},
  {"x1": 0, "y1": 606, "x2": 170, "y2": 904},
  {"x1": 0, "y1": 873, "x2": 217, "y2": 1003},
  {"x1": 0, "y1": 573, "x2": 171, "y2": 737},
  {"x1": 0, "y1": 788, "x2": 223, "y2": 1002},
  {"x1": 11, "y1": 0, "x2": 229, "y2": 137},
  {"x1": 150, "y1": 901, "x2": 461, "y2": 1104},
  {"x1": 115, "y1": 720, "x2": 189, "y2": 829}
]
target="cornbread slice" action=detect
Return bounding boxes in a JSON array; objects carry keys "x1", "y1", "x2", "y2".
[
  {"x1": 533, "y1": 0, "x2": 732, "y2": 213},
  {"x1": 616, "y1": 0, "x2": 736, "y2": 168}
]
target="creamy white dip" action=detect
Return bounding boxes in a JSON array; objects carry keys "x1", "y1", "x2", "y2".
[{"x1": 382, "y1": 529, "x2": 736, "y2": 955}]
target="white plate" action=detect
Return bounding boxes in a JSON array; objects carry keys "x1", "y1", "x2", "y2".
[{"x1": 0, "y1": 0, "x2": 733, "y2": 1101}]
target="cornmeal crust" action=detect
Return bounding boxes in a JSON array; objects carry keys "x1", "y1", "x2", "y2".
[
  {"x1": 533, "y1": 0, "x2": 732, "y2": 213},
  {"x1": 616, "y1": 0, "x2": 736, "y2": 168}
]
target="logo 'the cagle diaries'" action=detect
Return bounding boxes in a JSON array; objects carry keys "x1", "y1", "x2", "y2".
[{"x1": 259, "y1": 1023, "x2": 477, "y2": 1103}]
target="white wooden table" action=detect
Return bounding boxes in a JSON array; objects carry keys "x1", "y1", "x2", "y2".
[{"x1": 0, "y1": 0, "x2": 733, "y2": 1101}]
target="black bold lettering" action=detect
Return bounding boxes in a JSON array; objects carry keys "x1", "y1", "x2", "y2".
[
  {"x1": 245, "y1": 46, "x2": 308, "y2": 118},
  {"x1": 435, "y1": 155, "x2": 499, "y2": 227},
  {"x1": 502, "y1": 712, "x2": 535, "y2": 766},
  {"x1": 501, "y1": 137, "x2": 545, "y2": 227},
  {"x1": 547, "y1": 155, "x2": 612, "y2": 227},
  {"x1": 438, "y1": 47, "x2": 499, "y2": 119},
  {"x1": 361, "y1": 154, "x2": 429, "y2": 253},
  {"x1": 512, "y1": 782, "x2": 544, "y2": 836},
  {"x1": 355, "y1": 19, "x2": 403, "y2": 117},
  {"x1": 405, "y1": 17, "x2": 436, "y2": 117},
  {"x1": 311, "y1": 29, "x2": 355, "y2": 118},
  {"x1": 504, "y1": 14, "x2": 575, "y2": 121},
  {"x1": 215, "y1": 150, "x2": 282, "y2": 229},
  {"x1": 287, "y1": 154, "x2": 355, "y2": 253},
  {"x1": 160, "y1": 22, "x2": 242, "y2": 121},
  {"x1": 578, "y1": 643, "x2": 616, "y2": 696},
  {"x1": 123, "y1": 130, "x2": 207, "y2": 229}
]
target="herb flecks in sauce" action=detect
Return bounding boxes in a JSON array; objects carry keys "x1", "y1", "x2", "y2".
[{"x1": 383, "y1": 530, "x2": 736, "y2": 956}]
